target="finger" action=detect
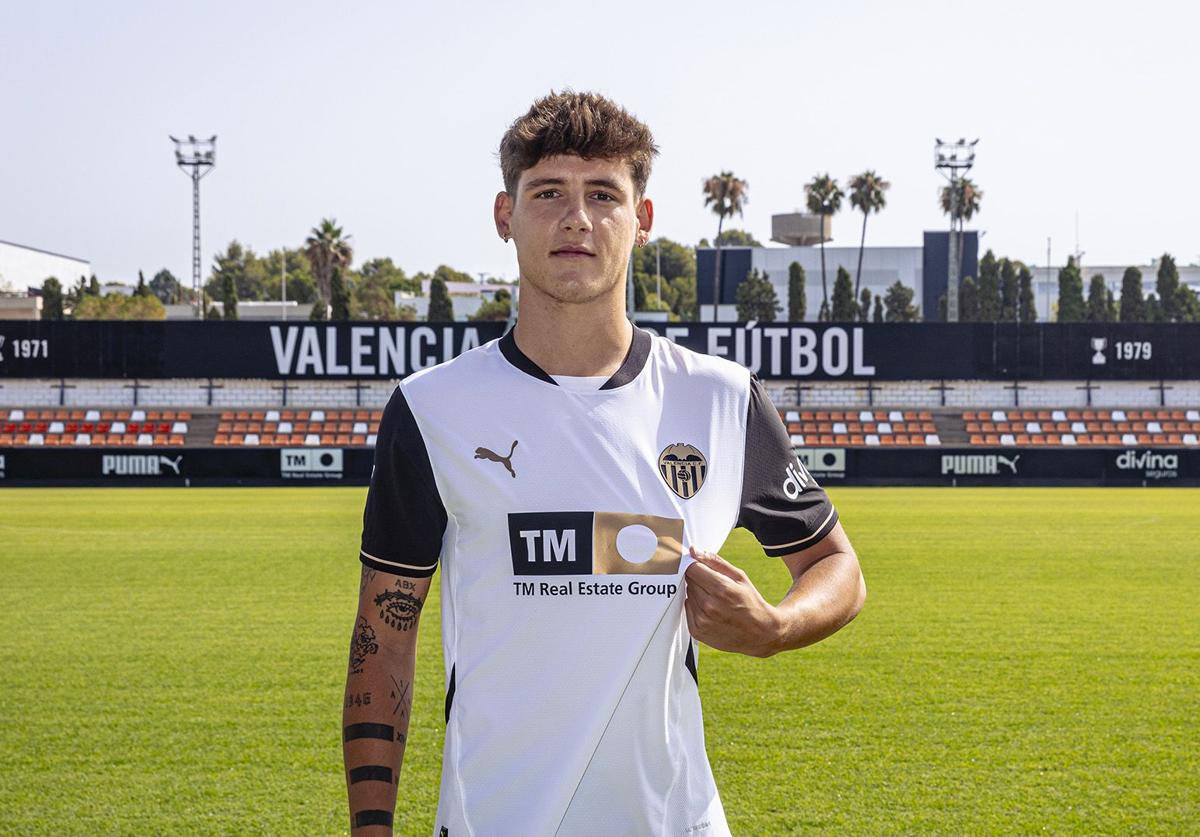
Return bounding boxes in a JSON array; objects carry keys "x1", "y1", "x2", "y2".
[
  {"x1": 690, "y1": 547, "x2": 745, "y2": 582},
  {"x1": 684, "y1": 561, "x2": 728, "y2": 596}
]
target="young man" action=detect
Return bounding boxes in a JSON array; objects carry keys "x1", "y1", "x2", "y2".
[{"x1": 343, "y1": 91, "x2": 866, "y2": 836}]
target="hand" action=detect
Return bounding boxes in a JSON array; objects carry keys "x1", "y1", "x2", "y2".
[{"x1": 684, "y1": 546, "x2": 783, "y2": 658}]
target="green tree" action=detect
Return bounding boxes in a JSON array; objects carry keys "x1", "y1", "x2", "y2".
[
  {"x1": 427, "y1": 275, "x2": 454, "y2": 321},
  {"x1": 470, "y1": 288, "x2": 512, "y2": 322},
  {"x1": 262, "y1": 248, "x2": 318, "y2": 305},
  {"x1": 872, "y1": 296, "x2": 884, "y2": 322},
  {"x1": 976, "y1": 250, "x2": 1001, "y2": 321},
  {"x1": 702, "y1": 171, "x2": 749, "y2": 321},
  {"x1": 353, "y1": 267, "x2": 398, "y2": 320},
  {"x1": 631, "y1": 237, "x2": 696, "y2": 292},
  {"x1": 207, "y1": 240, "x2": 270, "y2": 302},
  {"x1": 805, "y1": 173, "x2": 843, "y2": 311},
  {"x1": 1018, "y1": 264, "x2": 1037, "y2": 322},
  {"x1": 669, "y1": 275, "x2": 697, "y2": 320},
  {"x1": 939, "y1": 177, "x2": 983, "y2": 223},
  {"x1": 1156, "y1": 254, "x2": 1180, "y2": 321},
  {"x1": 219, "y1": 270, "x2": 238, "y2": 320},
  {"x1": 40, "y1": 277, "x2": 64, "y2": 320},
  {"x1": 733, "y1": 269, "x2": 779, "y2": 322},
  {"x1": 149, "y1": 269, "x2": 184, "y2": 305},
  {"x1": 1119, "y1": 267, "x2": 1144, "y2": 322},
  {"x1": 1086, "y1": 274, "x2": 1110, "y2": 322},
  {"x1": 330, "y1": 267, "x2": 352, "y2": 320},
  {"x1": 787, "y1": 261, "x2": 806, "y2": 321},
  {"x1": 1145, "y1": 293, "x2": 1162, "y2": 322},
  {"x1": 73, "y1": 293, "x2": 166, "y2": 321},
  {"x1": 1056, "y1": 256, "x2": 1086, "y2": 322},
  {"x1": 959, "y1": 275, "x2": 979, "y2": 321},
  {"x1": 831, "y1": 267, "x2": 856, "y2": 321},
  {"x1": 848, "y1": 170, "x2": 890, "y2": 299},
  {"x1": 713, "y1": 228, "x2": 761, "y2": 247},
  {"x1": 1000, "y1": 259, "x2": 1018, "y2": 321},
  {"x1": 883, "y1": 281, "x2": 920, "y2": 322},
  {"x1": 817, "y1": 299, "x2": 830, "y2": 322},
  {"x1": 308, "y1": 299, "x2": 328, "y2": 321},
  {"x1": 304, "y1": 218, "x2": 354, "y2": 308},
  {"x1": 134, "y1": 270, "x2": 150, "y2": 298},
  {"x1": 359, "y1": 257, "x2": 419, "y2": 295},
  {"x1": 88, "y1": 274, "x2": 101, "y2": 297},
  {"x1": 858, "y1": 287, "x2": 872, "y2": 322}
]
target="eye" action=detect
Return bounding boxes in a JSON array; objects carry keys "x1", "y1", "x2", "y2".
[
  {"x1": 534, "y1": 189, "x2": 560, "y2": 199},
  {"x1": 590, "y1": 192, "x2": 616, "y2": 202}
]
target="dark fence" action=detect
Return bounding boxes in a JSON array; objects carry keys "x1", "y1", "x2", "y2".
[
  {"x1": 1, "y1": 321, "x2": 1197, "y2": 381},
  {"x1": 1, "y1": 446, "x2": 1195, "y2": 487}
]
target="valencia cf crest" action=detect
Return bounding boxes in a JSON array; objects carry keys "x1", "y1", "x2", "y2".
[{"x1": 658, "y1": 443, "x2": 708, "y2": 500}]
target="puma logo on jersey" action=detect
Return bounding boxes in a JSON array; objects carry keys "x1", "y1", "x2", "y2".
[{"x1": 475, "y1": 440, "x2": 518, "y2": 478}]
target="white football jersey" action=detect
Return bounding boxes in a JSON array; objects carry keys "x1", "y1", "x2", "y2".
[{"x1": 360, "y1": 325, "x2": 837, "y2": 836}]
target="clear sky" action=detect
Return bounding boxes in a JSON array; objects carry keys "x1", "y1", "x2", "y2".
[{"x1": 1, "y1": 0, "x2": 1197, "y2": 290}]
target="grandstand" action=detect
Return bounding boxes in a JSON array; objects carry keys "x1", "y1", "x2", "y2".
[{"x1": 0, "y1": 319, "x2": 1197, "y2": 485}]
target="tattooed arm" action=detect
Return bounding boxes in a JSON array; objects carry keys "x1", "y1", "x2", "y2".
[{"x1": 343, "y1": 566, "x2": 431, "y2": 835}]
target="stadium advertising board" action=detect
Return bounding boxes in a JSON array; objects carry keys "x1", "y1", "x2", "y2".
[
  {"x1": 1, "y1": 321, "x2": 1198, "y2": 381},
  {"x1": 2, "y1": 446, "x2": 1196, "y2": 486}
]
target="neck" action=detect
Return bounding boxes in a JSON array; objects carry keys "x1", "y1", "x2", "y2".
[{"x1": 512, "y1": 282, "x2": 632, "y2": 378}]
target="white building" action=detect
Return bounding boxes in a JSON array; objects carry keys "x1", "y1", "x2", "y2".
[
  {"x1": 398, "y1": 280, "x2": 515, "y2": 321},
  {"x1": 0, "y1": 239, "x2": 91, "y2": 292},
  {"x1": 1029, "y1": 260, "x2": 1200, "y2": 321}
]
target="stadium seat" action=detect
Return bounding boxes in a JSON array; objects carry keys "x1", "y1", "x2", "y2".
[
  {"x1": 75, "y1": 433, "x2": 92, "y2": 446},
  {"x1": 832, "y1": 422, "x2": 847, "y2": 434},
  {"x1": 789, "y1": 434, "x2": 804, "y2": 445},
  {"x1": 925, "y1": 434, "x2": 941, "y2": 445},
  {"x1": 29, "y1": 433, "x2": 44, "y2": 446},
  {"x1": 131, "y1": 410, "x2": 146, "y2": 422},
  {"x1": 305, "y1": 434, "x2": 320, "y2": 446},
  {"x1": 310, "y1": 410, "x2": 325, "y2": 423},
  {"x1": 1026, "y1": 422, "x2": 1041, "y2": 433},
  {"x1": 785, "y1": 410, "x2": 800, "y2": 422},
  {"x1": 367, "y1": 434, "x2": 378, "y2": 447},
  {"x1": 1187, "y1": 410, "x2": 1200, "y2": 422},
  {"x1": 137, "y1": 434, "x2": 153, "y2": 446},
  {"x1": 1000, "y1": 434, "x2": 1016, "y2": 446},
  {"x1": 1184, "y1": 434, "x2": 1198, "y2": 446},
  {"x1": 9, "y1": 409, "x2": 24, "y2": 421},
  {"x1": 244, "y1": 434, "x2": 260, "y2": 446},
  {"x1": 1121, "y1": 433, "x2": 1137, "y2": 446},
  {"x1": 1147, "y1": 421, "x2": 1163, "y2": 434}
]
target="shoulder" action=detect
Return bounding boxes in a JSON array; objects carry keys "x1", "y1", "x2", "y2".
[
  {"x1": 648, "y1": 329, "x2": 751, "y2": 394},
  {"x1": 400, "y1": 335, "x2": 504, "y2": 404}
]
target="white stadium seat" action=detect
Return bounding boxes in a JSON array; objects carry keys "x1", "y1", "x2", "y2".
[
  {"x1": 1052, "y1": 410, "x2": 1067, "y2": 422},
  {"x1": 1062, "y1": 434, "x2": 1077, "y2": 445},
  {"x1": 1025, "y1": 422, "x2": 1041, "y2": 433},
  {"x1": 171, "y1": 422, "x2": 188, "y2": 434},
  {"x1": 85, "y1": 409, "x2": 100, "y2": 421},
  {"x1": 1186, "y1": 410, "x2": 1200, "y2": 422},
  {"x1": 137, "y1": 434, "x2": 153, "y2": 446},
  {"x1": 310, "y1": 410, "x2": 325, "y2": 423},
  {"x1": 1112, "y1": 410, "x2": 1127, "y2": 422},
  {"x1": 29, "y1": 433, "x2": 44, "y2": 446},
  {"x1": 9, "y1": 409, "x2": 24, "y2": 421},
  {"x1": 785, "y1": 410, "x2": 800, "y2": 422},
  {"x1": 992, "y1": 410, "x2": 1008, "y2": 422},
  {"x1": 366, "y1": 434, "x2": 378, "y2": 447},
  {"x1": 75, "y1": 433, "x2": 92, "y2": 446},
  {"x1": 244, "y1": 434, "x2": 260, "y2": 446},
  {"x1": 110, "y1": 421, "x2": 125, "y2": 434},
  {"x1": 304, "y1": 433, "x2": 320, "y2": 446},
  {"x1": 1184, "y1": 434, "x2": 1198, "y2": 446},
  {"x1": 278, "y1": 421, "x2": 293, "y2": 434},
  {"x1": 1071, "y1": 421, "x2": 1087, "y2": 434},
  {"x1": 925, "y1": 434, "x2": 941, "y2": 446},
  {"x1": 131, "y1": 410, "x2": 146, "y2": 422},
  {"x1": 266, "y1": 410, "x2": 281, "y2": 423},
  {"x1": 789, "y1": 434, "x2": 805, "y2": 446},
  {"x1": 353, "y1": 421, "x2": 368, "y2": 434},
  {"x1": 858, "y1": 410, "x2": 873, "y2": 423},
  {"x1": 832, "y1": 422, "x2": 847, "y2": 434},
  {"x1": 865, "y1": 434, "x2": 880, "y2": 446},
  {"x1": 878, "y1": 422, "x2": 892, "y2": 434},
  {"x1": 49, "y1": 421, "x2": 65, "y2": 434},
  {"x1": 1000, "y1": 434, "x2": 1016, "y2": 446},
  {"x1": 1121, "y1": 433, "x2": 1137, "y2": 446},
  {"x1": 889, "y1": 410, "x2": 903, "y2": 422},
  {"x1": 1147, "y1": 421, "x2": 1162, "y2": 434}
]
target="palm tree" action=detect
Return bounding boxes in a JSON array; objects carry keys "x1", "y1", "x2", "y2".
[
  {"x1": 804, "y1": 174, "x2": 844, "y2": 311},
  {"x1": 304, "y1": 218, "x2": 354, "y2": 309},
  {"x1": 939, "y1": 178, "x2": 982, "y2": 224},
  {"x1": 702, "y1": 172, "x2": 748, "y2": 322},
  {"x1": 848, "y1": 170, "x2": 890, "y2": 301}
]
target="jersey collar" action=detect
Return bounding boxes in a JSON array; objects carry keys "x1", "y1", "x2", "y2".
[{"x1": 499, "y1": 324, "x2": 652, "y2": 390}]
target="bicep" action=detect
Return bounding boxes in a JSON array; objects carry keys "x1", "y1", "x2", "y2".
[{"x1": 355, "y1": 565, "x2": 433, "y2": 655}]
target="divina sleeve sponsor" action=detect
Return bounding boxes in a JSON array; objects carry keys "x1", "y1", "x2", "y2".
[
  {"x1": 359, "y1": 386, "x2": 448, "y2": 577},
  {"x1": 736, "y1": 375, "x2": 839, "y2": 557}
]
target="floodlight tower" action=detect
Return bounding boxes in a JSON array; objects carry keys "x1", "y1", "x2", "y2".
[
  {"x1": 171, "y1": 135, "x2": 217, "y2": 318},
  {"x1": 934, "y1": 137, "x2": 977, "y2": 322}
]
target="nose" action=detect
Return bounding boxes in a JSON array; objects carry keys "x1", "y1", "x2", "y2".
[{"x1": 560, "y1": 200, "x2": 592, "y2": 233}]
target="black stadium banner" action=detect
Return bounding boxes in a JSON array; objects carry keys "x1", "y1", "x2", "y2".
[
  {"x1": 0, "y1": 320, "x2": 1198, "y2": 381},
  {"x1": 1, "y1": 446, "x2": 1196, "y2": 487}
]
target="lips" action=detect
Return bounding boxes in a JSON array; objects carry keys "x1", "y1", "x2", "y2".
[{"x1": 550, "y1": 246, "x2": 595, "y2": 257}]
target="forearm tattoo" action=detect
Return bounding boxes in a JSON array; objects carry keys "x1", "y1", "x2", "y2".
[
  {"x1": 349, "y1": 617, "x2": 379, "y2": 675},
  {"x1": 373, "y1": 580, "x2": 423, "y2": 631}
]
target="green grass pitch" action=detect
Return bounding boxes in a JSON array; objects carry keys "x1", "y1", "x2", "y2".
[{"x1": 0, "y1": 487, "x2": 1196, "y2": 834}]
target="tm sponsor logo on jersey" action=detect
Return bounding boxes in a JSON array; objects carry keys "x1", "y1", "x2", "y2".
[
  {"x1": 281, "y1": 448, "x2": 343, "y2": 479},
  {"x1": 102, "y1": 454, "x2": 182, "y2": 476},
  {"x1": 941, "y1": 454, "x2": 1019, "y2": 475},
  {"x1": 507, "y1": 511, "x2": 683, "y2": 598},
  {"x1": 1116, "y1": 449, "x2": 1178, "y2": 479}
]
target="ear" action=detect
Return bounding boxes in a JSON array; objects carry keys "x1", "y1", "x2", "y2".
[
  {"x1": 494, "y1": 191, "x2": 513, "y2": 241},
  {"x1": 636, "y1": 196, "x2": 654, "y2": 246}
]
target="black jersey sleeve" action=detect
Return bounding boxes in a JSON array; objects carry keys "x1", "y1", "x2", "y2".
[
  {"x1": 736, "y1": 376, "x2": 839, "y2": 557},
  {"x1": 359, "y1": 386, "x2": 448, "y2": 577}
]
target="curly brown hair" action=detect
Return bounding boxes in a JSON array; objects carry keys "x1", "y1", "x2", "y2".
[{"x1": 499, "y1": 90, "x2": 659, "y2": 196}]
